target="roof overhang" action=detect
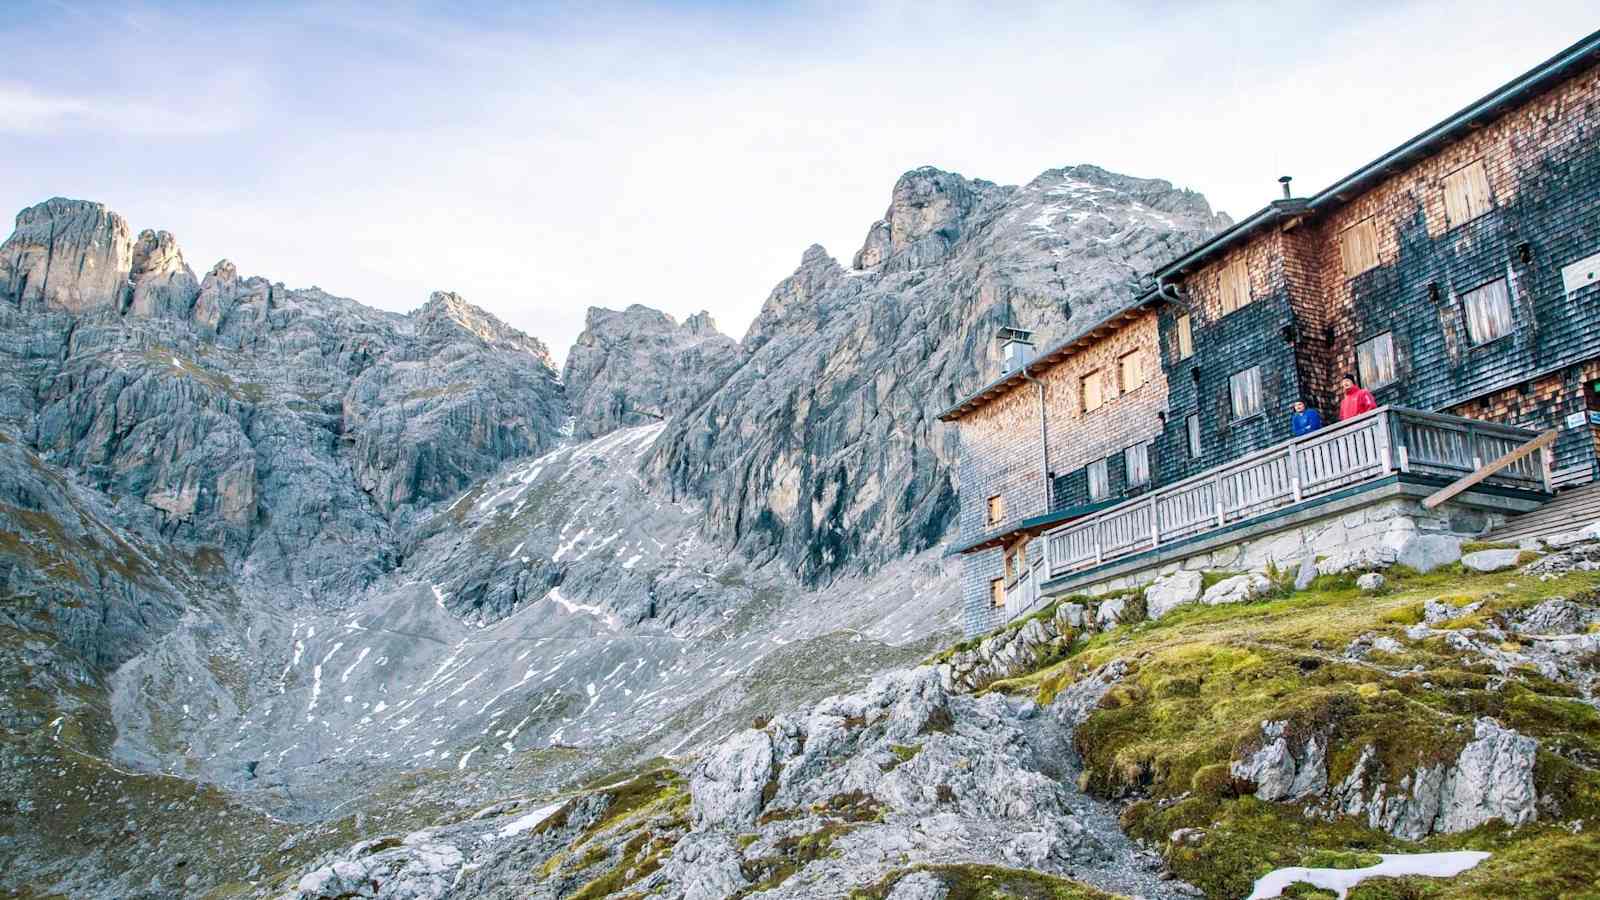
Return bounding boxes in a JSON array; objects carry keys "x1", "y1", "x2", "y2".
[
  {"x1": 937, "y1": 302, "x2": 1160, "y2": 423},
  {"x1": 948, "y1": 499, "x2": 1120, "y2": 555}
]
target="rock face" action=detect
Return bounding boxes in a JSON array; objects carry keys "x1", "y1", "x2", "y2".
[
  {"x1": 1232, "y1": 720, "x2": 1328, "y2": 802},
  {"x1": 1145, "y1": 571, "x2": 1203, "y2": 619},
  {"x1": 1328, "y1": 718, "x2": 1538, "y2": 840},
  {"x1": 562, "y1": 305, "x2": 741, "y2": 440},
  {"x1": 648, "y1": 165, "x2": 1227, "y2": 584},
  {"x1": 0, "y1": 198, "x2": 133, "y2": 313}
]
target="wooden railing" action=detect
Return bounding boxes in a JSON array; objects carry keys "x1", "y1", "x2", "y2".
[{"x1": 1039, "y1": 407, "x2": 1547, "y2": 584}]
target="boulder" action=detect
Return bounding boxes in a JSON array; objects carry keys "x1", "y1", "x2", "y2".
[
  {"x1": 1461, "y1": 549, "x2": 1521, "y2": 574},
  {"x1": 1435, "y1": 718, "x2": 1539, "y2": 834},
  {"x1": 1145, "y1": 571, "x2": 1203, "y2": 619},
  {"x1": 1231, "y1": 720, "x2": 1327, "y2": 802},
  {"x1": 689, "y1": 729, "x2": 775, "y2": 830},
  {"x1": 1356, "y1": 573, "x2": 1386, "y2": 593},
  {"x1": 1201, "y1": 573, "x2": 1271, "y2": 606},
  {"x1": 1095, "y1": 595, "x2": 1128, "y2": 628},
  {"x1": 886, "y1": 871, "x2": 950, "y2": 900}
]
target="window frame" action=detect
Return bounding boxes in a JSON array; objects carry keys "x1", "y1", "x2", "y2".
[
  {"x1": 1356, "y1": 331, "x2": 1398, "y2": 388},
  {"x1": 1230, "y1": 366, "x2": 1264, "y2": 421},
  {"x1": 1081, "y1": 369, "x2": 1106, "y2": 414},
  {"x1": 1124, "y1": 441, "x2": 1151, "y2": 488},
  {"x1": 1087, "y1": 458, "x2": 1110, "y2": 502},
  {"x1": 1460, "y1": 278, "x2": 1516, "y2": 346},
  {"x1": 1185, "y1": 414, "x2": 1202, "y2": 459}
]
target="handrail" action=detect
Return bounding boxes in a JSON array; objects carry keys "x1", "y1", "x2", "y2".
[{"x1": 1037, "y1": 407, "x2": 1547, "y2": 593}]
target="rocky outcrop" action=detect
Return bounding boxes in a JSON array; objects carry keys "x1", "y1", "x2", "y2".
[
  {"x1": 562, "y1": 304, "x2": 741, "y2": 440},
  {"x1": 1327, "y1": 718, "x2": 1538, "y2": 840},
  {"x1": 0, "y1": 198, "x2": 133, "y2": 313},
  {"x1": 689, "y1": 728, "x2": 775, "y2": 830},
  {"x1": 649, "y1": 165, "x2": 1226, "y2": 585},
  {"x1": 127, "y1": 229, "x2": 200, "y2": 318},
  {"x1": 1231, "y1": 720, "x2": 1328, "y2": 802}
]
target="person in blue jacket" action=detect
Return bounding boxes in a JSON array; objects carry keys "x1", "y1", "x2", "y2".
[{"x1": 1290, "y1": 399, "x2": 1323, "y2": 437}]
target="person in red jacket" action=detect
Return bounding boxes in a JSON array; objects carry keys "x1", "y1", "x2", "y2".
[{"x1": 1338, "y1": 372, "x2": 1377, "y2": 420}]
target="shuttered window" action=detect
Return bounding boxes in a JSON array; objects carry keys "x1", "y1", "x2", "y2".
[
  {"x1": 1462, "y1": 278, "x2": 1515, "y2": 345},
  {"x1": 1082, "y1": 369, "x2": 1106, "y2": 413},
  {"x1": 1176, "y1": 313, "x2": 1194, "y2": 360},
  {"x1": 1087, "y1": 458, "x2": 1109, "y2": 501},
  {"x1": 986, "y1": 494, "x2": 1004, "y2": 526},
  {"x1": 1186, "y1": 414, "x2": 1202, "y2": 459},
  {"x1": 1231, "y1": 366, "x2": 1263, "y2": 420},
  {"x1": 989, "y1": 578, "x2": 1005, "y2": 609},
  {"x1": 1442, "y1": 160, "x2": 1493, "y2": 228},
  {"x1": 1356, "y1": 332, "x2": 1397, "y2": 387},
  {"x1": 1125, "y1": 442, "x2": 1151, "y2": 487},
  {"x1": 1218, "y1": 257, "x2": 1252, "y2": 315},
  {"x1": 1339, "y1": 218, "x2": 1380, "y2": 279},
  {"x1": 1119, "y1": 351, "x2": 1146, "y2": 393}
]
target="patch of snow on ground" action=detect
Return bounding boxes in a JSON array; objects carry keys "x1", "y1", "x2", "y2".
[
  {"x1": 496, "y1": 801, "x2": 565, "y2": 838},
  {"x1": 1247, "y1": 852, "x2": 1491, "y2": 900},
  {"x1": 546, "y1": 588, "x2": 620, "y2": 631}
]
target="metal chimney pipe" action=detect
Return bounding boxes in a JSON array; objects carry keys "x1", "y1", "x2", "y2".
[{"x1": 1279, "y1": 175, "x2": 1293, "y2": 199}]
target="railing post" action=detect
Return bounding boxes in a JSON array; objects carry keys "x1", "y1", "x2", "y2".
[
  {"x1": 1150, "y1": 496, "x2": 1161, "y2": 548},
  {"x1": 1287, "y1": 439, "x2": 1302, "y2": 503},
  {"x1": 1214, "y1": 472, "x2": 1226, "y2": 526},
  {"x1": 1376, "y1": 411, "x2": 1394, "y2": 475},
  {"x1": 1542, "y1": 438, "x2": 1555, "y2": 494}
]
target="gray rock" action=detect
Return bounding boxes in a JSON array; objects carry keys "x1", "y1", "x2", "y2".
[
  {"x1": 690, "y1": 728, "x2": 776, "y2": 830},
  {"x1": 0, "y1": 198, "x2": 132, "y2": 313},
  {"x1": 885, "y1": 870, "x2": 949, "y2": 900},
  {"x1": 1317, "y1": 544, "x2": 1399, "y2": 576},
  {"x1": 1356, "y1": 572, "x2": 1387, "y2": 593},
  {"x1": 1462, "y1": 549, "x2": 1522, "y2": 574},
  {"x1": 562, "y1": 305, "x2": 741, "y2": 440},
  {"x1": 1095, "y1": 595, "x2": 1129, "y2": 627},
  {"x1": 1231, "y1": 720, "x2": 1327, "y2": 802},
  {"x1": 1294, "y1": 547, "x2": 1318, "y2": 591},
  {"x1": 1514, "y1": 599, "x2": 1586, "y2": 635},
  {"x1": 1391, "y1": 533, "x2": 1463, "y2": 573},
  {"x1": 1145, "y1": 571, "x2": 1203, "y2": 619},
  {"x1": 1202, "y1": 573, "x2": 1271, "y2": 606}
]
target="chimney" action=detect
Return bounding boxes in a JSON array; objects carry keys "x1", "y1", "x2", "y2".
[
  {"x1": 997, "y1": 326, "x2": 1036, "y2": 374},
  {"x1": 1278, "y1": 175, "x2": 1293, "y2": 199}
]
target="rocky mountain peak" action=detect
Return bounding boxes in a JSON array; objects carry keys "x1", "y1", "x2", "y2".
[
  {"x1": 563, "y1": 302, "x2": 742, "y2": 440},
  {"x1": 0, "y1": 197, "x2": 133, "y2": 313},
  {"x1": 127, "y1": 227, "x2": 200, "y2": 318},
  {"x1": 852, "y1": 166, "x2": 998, "y2": 272},
  {"x1": 413, "y1": 290, "x2": 556, "y2": 368}
]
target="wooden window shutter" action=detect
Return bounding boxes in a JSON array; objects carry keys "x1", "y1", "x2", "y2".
[
  {"x1": 1339, "y1": 218, "x2": 1380, "y2": 279},
  {"x1": 1176, "y1": 313, "x2": 1194, "y2": 359},
  {"x1": 1119, "y1": 351, "x2": 1145, "y2": 393},
  {"x1": 1082, "y1": 370, "x2": 1105, "y2": 413},
  {"x1": 1218, "y1": 257, "x2": 1251, "y2": 315},
  {"x1": 1442, "y1": 160, "x2": 1493, "y2": 228},
  {"x1": 990, "y1": 578, "x2": 1006, "y2": 608},
  {"x1": 986, "y1": 494, "x2": 1004, "y2": 525}
]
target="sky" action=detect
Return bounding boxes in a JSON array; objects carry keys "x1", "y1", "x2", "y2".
[{"x1": 2, "y1": 2, "x2": 1595, "y2": 364}]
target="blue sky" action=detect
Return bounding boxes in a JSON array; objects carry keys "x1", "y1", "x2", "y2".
[{"x1": 3, "y1": 2, "x2": 1595, "y2": 362}]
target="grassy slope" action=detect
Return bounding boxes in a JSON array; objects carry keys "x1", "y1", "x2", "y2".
[{"x1": 977, "y1": 565, "x2": 1600, "y2": 900}]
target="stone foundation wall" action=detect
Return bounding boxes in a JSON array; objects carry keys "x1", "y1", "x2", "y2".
[{"x1": 1061, "y1": 494, "x2": 1510, "y2": 599}]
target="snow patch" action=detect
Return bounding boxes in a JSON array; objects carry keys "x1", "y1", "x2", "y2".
[{"x1": 1247, "y1": 852, "x2": 1491, "y2": 900}]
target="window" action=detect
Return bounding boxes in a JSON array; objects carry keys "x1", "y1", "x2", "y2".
[
  {"x1": 1175, "y1": 313, "x2": 1194, "y2": 360},
  {"x1": 1005, "y1": 538, "x2": 1028, "y2": 583},
  {"x1": 989, "y1": 578, "x2": 1006, "y2": 609},
  {"x1": 1186, "y1": 414, "x2": 1202, "y2": 459},
  {"x1": 1218, "y1": 257, "x2": 1252, "y2": 315},
  {"x1": 1125, "y1": 442, "x2": 1151, "y2": 487},
  {"x1": 1082, "y1": 369, "x2": 1106, "y2": 413},
  {"x1": 1119, "y1": 351, "x2": 1146, "y2": 393},
  {"x1": 1442, "y1": 160, "x2": 1493, "y2": 228},
  {"x1": 1231, "y1": 366, "x2": 1263, "y2": 420},
  {"x1": 1087, "y1": 458, "x2": 1109, "y2": 501},
  {"x1": 1461, "y1": 278, "x2": 1515, "y2": 345},
  {"x1": 1339, "y1": 218, "x2": 1380, "y2": 278},
  {"x1": 1356, "y1": 332, "x2": 1397, "y2": 387},
  {"x1": 986, "y1": 494, "x2": 1004, "y2": 526}
]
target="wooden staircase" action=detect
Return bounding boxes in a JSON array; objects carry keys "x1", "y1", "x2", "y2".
[{"x1": 1488, "y1": 481, "x2": 1600, "y2": 543}]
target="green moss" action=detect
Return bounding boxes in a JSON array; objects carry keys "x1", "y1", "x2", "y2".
[
  {"x1": 1299, "y1": 849, "x2": 1383, "y2": 869},
  {"x1": 1461, "y1": 540, "x2": 1518, "y2": 554},
  {"x1": 735, "y1": 821, "x2": 856, "y2": 897},
  {"x1": 881, "y1": 744, "x2": 921, "y2": 772}
]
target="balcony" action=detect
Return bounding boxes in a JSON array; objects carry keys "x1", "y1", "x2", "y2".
[{"x1": 1033, "y1": 406, "x2": 1550, "y2": 595}]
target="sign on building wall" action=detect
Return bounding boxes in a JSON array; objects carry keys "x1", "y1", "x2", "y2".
[{"x1": 1561, "y1": 250, "x2": 1600, "y2": 296}]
